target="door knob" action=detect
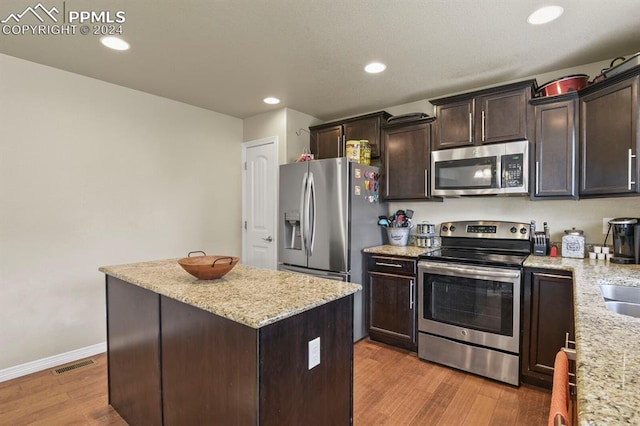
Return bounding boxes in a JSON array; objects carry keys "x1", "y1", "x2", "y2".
[{"x1": 263, "y1": 236, "x2": 273, "y2": 242}]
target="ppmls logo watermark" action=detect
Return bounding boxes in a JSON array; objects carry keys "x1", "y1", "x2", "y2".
[{"x1": 2, "y1": 2, "x2": 126, "y2": 36}]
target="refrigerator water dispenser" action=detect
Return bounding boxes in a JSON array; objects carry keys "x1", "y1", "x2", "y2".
[{"x1": 284, "y1": 211, "x2": 302, "y2": 250}]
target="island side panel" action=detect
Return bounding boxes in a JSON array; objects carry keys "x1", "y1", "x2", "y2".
[
  {"x1": 259, "y1": 295, "x2": 354, "y2": 425},
  {"x1": 160, "y1": 295, "x2": 259, "y2": 425},
  {"x1": 106, "y1": 276, "x2": 162, "y2": 426}
]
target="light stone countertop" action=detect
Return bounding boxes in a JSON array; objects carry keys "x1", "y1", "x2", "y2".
[
  {"x1": 99, "y1": 259, "x2": 360, "y2": 329},
  {"x1": 363, "y1": 244, "x2": 430, "y2": 257},
  {"x1": 366, "y1": 245, "x2": 640, "y2": 424}
]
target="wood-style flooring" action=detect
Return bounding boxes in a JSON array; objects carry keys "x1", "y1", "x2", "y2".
[{"x1": 0, "y1": 339, "x2": 550, "y2": 425}]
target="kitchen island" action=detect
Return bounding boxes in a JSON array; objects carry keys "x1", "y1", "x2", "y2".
[{"x1": 99, "y1": 259, "x2": 360, "y2": 426}]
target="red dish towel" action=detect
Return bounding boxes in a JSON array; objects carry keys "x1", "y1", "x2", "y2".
[{"x1": 548, "y1": 351, "x2": 570, "y2": 426}]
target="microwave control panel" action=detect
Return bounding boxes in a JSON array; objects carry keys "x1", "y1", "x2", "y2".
[{"x1": 502, "y1": 154, "x2": 524, "y2": 187}]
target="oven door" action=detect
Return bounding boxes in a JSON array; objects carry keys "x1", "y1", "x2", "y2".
[{"x1": 417, "y1": 261, "x2": 521, "y2": 354}]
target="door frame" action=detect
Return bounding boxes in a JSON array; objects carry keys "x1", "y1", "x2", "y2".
[{"x1": 241, "y1": 136, "x2": 279, "y2": 269}]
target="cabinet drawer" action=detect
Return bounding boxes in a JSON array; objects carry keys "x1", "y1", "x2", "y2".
[{"x1": 368, "y1": 256, "x2": 416, "y2": 275}]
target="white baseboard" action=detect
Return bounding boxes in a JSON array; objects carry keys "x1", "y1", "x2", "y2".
[{"x1": 0, "y1": 342, "x2": 107, "y2": 383}]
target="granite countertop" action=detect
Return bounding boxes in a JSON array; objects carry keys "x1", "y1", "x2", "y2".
[
  {"x1": 524, "y1": 256, "x2": 640, "y2": 425},
  {"x1": 366, "y1": 244, "x2": 640, "y2": 424},
  {"x1": 99, "y1": 259, "x2": 360, "y2": 329},
  {"x1": 363, "y1": 244, "x2": 431, "y2": 257}
]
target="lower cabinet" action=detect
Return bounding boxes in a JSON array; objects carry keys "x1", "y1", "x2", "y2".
[
  {"x1": 521, "y1": 267, "x2": 574, "y2": 388},
  {"x1": 366, "y1": 254, "x2": 417, "y2": 351}
]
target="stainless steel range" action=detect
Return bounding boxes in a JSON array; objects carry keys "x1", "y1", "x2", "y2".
[{"x1": 417, "y1": 220, "x2": 531, "y2": 386}]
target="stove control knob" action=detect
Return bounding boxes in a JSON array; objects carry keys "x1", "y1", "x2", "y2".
[
  {"x1": 442, "y1": 226, "x2": 448, "y2": 232},
  {"x1": 520, "y1": 227, "x2": 528, "y2": 235},
  {"x1": 510, "y1": 226, "x2": 517, "y2": 233},
  {"x1": 449, "y1": 225, "x2": 456, "y2": 232}
]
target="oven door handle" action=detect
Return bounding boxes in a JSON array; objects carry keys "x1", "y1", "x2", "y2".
[{"x1": 419, "y1": 262, "x2": 521, "y2": 279}]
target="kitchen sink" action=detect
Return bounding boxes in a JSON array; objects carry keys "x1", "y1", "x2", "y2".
[
  {"x1": 600, "y1": 285, "x2": 640, "y2": 304},
  {"x1": 600, "y1": 285, "x2": 640, "y2": 318},
  {"x1": 604, "y1": 301, "x2": 640, "y2": 318}
]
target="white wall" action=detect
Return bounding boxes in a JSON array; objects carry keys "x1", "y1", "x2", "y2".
[
  {"x1": 243, "y1": 107, "x2": 318, "y2": 164},
  {"x1": 0, "y1": 54, "x2": 243, "y2": 370}
]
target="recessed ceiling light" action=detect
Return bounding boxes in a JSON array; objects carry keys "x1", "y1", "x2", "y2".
[
  {"x1": 364, "y1": 62, "x2": 386, "y2": 74},
  {"x1": 100, "y1": 36, "x2": 130, "y2": 51},
  {"x1": 263, "y1": 97, "x2": 280, "y2": 105},
  {"x1": 527, "y1": 5, "x2": 564, "y2": 25}
]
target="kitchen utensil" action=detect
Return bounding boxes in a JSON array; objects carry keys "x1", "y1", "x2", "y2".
[
  {"x1": 178, "y1": 251, "x2": 239, "y2": 280},
  {"x1": 536, "y1": 74, "x2": 589, "y2": 97},
  {"x1": 532, "y1": 232, "x2": 547, "y2": 256}
]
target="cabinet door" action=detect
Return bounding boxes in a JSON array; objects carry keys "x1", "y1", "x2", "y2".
[
  {"x1": 310, "y1": 125, "x2": 343, "y2": 159},
  {"x1": 433, "y1": 98, "x2": 474, "y2": 149},
  {"x1": 344, "y1": 116, "x2": 382, "y2": 158},
  {"x1": 477, "y1": 88, "x2": 529, "y2": 144},
  {"x1": 521, "y1": 270, "x2": 574, "y2": 388},
  {"x1": 383, "y1": 121, "x2": 431, "y2": 200},
  {"x1": 368, "y1": 272, "x2": 416, "y2": 350},
  {"x1": 533, "y1": 98, "x2": 577, "y2": 198},
  {"x1": 580, "y1": 76, "x2": 639, "y2": 195}
]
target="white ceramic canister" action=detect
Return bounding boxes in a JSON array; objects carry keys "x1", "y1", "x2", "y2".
[{"x1": 561, "y1": 228, "x2": 585, "y2": 258}]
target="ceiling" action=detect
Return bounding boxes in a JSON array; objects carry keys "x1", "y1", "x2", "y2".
[{"x1": 2, "y1": 0, "x2": 640, "y2": 121}]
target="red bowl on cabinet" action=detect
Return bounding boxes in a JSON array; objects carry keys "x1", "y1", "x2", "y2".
[{"x1": 536, "y1": 74, "x2": 589, "y2": 97}]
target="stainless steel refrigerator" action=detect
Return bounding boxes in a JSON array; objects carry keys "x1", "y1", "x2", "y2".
[{"x1": 278, "y1": 157, "x2": 386, "y2": 341}]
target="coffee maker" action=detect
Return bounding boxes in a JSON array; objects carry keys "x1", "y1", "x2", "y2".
[{"x1": 608, "y1": 218, "x2": 640, "y2": 264}]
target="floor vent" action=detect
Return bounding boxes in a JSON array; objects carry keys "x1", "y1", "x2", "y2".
[{"x1": 52, "y1": 358, "x2": 96, "y2": 375}]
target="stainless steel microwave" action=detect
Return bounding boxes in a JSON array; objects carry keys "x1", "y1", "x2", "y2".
[{"x1": 431, "y1": 140, "x2": 529, "y2": 196}]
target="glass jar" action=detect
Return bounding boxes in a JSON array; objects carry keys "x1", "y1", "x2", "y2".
[
  {"x1": 359, "y1": 139, "x2": 371, "y2": 165},
  {"x1": 561, "y1": 228, "x2": 585, "y2": 258}
]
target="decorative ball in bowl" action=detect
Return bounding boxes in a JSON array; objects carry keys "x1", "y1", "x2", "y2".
[{"x1": 178, "y1": 251, "x2": 239, "y2": 280}]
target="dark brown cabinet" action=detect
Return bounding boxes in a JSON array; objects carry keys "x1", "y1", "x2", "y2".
[
  {"x1": 382, "y1": 117, "x2": 440, "y2": 200},
  {"x1": 521, "y1": 268, "x2": 574, "y2": 389},
  {"x1": 579, "y1": 73, "x2": 639, "y2": 196},
  {"x1": 311, "y1": 124, "x2": 343, "y2": 159},
  {"x1": 431, "y1": 80, "x2": 535, "y2": 149},
  {"x1": 530, "y1": 93, "x2": 578, "y2": 199},
  {"x1": 309, "y1": 111, "x2": 390, "y2": 160},
  {"x1": 366, "y1": 254, "x2": 417, "y2": 351}
]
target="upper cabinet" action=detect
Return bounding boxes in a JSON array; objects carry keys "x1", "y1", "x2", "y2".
[
  {"x1": 309, "y1": 111, "x2": 391, "y2": 160},
  {"x1": 530, "y1": 93, "x2": 579, "y2": 199},
  {"x1": 579, "y1": 72, "x2": 639, "y2": 197},
  {"x1": 382, "y1": 117, "x2": 440, "y2": 201},
  {"x1": 431, "y1": 80, "x2": 536, "y2": 149}
]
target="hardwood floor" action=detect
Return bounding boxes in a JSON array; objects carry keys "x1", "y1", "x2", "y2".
[{"x1": 0, "y1": 339, "x2": 550, "y2": 425}]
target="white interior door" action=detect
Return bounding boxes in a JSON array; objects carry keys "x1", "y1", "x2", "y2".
[{"x1": 242, "y1": 137, "x2": 278, "y2": 269}]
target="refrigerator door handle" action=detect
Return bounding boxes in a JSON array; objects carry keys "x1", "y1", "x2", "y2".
[
  {"x1": 300, "y1": 171, "x2": 309, "y2": 254},
  {"x1": 308, "y1": 172, "x2": 317, "y2": 255}
]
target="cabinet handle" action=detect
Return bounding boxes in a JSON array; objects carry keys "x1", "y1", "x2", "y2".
[
  {"x1": 375, "y1": 262, "x2": 402, "y2": 268},
  {"x1": 628, "y1": 149, "x2": 637, "y2": 190},
  {"x1": 481, "y1": 110, "x2": 486, "y2": 142},
  {"x1": 535, "y1": 161, "x2": 540, "y2": 195},
  {"x1": 468, "y1": 112, "x2": 473, "y2": 142},
  {"x1": 424, "y1": 169, "x2": 429, "y2": 197},
  {"x1": 409, "y1": 280, "x2": 415, "y2": 309}
]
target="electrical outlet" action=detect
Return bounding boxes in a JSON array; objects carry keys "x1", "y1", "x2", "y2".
[
  {"x1": 308, "y1": 337, "x2": 320, "y2": 370},
  {"x1": 603, "y1": 217, "x2": 614, "y2": 234}
]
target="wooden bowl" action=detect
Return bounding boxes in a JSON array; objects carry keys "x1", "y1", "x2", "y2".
[{"x1": 178, "y1": 251, "x2": 239, "y2": 280}]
